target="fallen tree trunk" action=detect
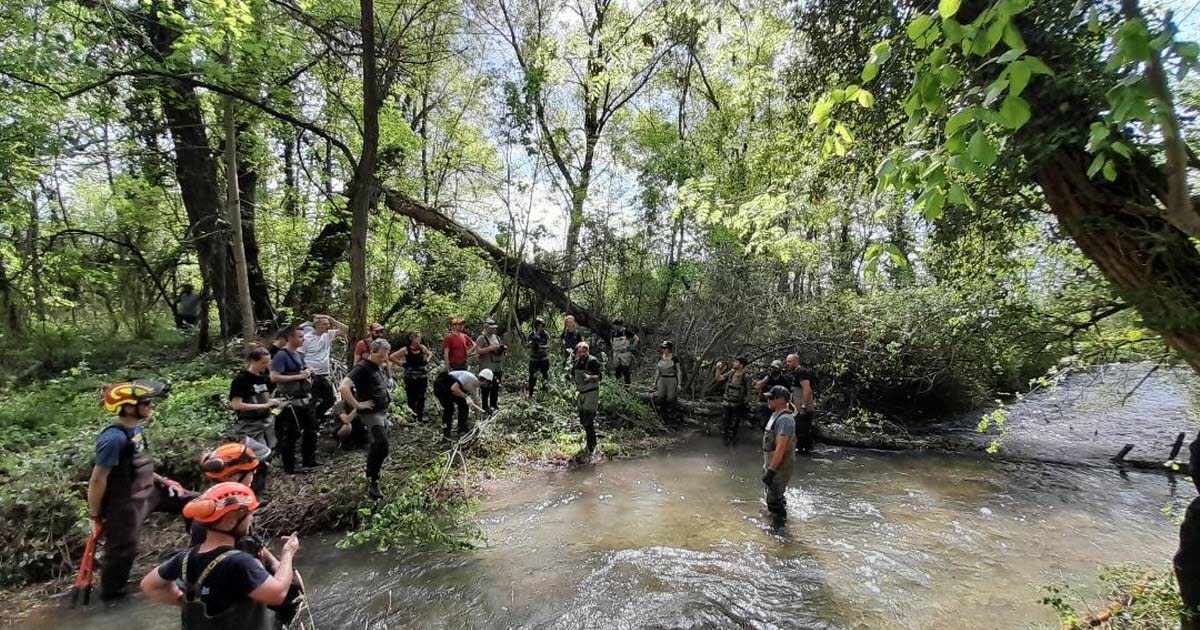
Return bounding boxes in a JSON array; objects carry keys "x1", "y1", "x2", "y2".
[{"x1": 381, "y1": 190, "x2": 613, "y2": 339}]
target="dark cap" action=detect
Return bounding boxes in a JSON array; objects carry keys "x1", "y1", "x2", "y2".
[
  {"x1": 736, "y1": 356, "x2": 749, "y2": 366},
  {"x1": 660, "y1": 340, "x2": 674, "y2": 349},
  {"x1": 533, "y1": 317, "x2": 545, "y2": 326},
  {"x1": 767, "y1": 385, "x2": 791, "y2": 400}
]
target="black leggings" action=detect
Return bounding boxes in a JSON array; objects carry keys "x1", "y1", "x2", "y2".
[
  {"x1": 365, "y1": 425, "x2": 389, "y2": 481},
  {"x1": 434, "y1": 373, "x2": 470, "y2": 435},
  {"x1": 528, "y1": 360, "x2": 549, "y2": 394},
  {"x1": 614, "y1": 364, "x2": 632, "y2": 385},
  {"x1": 795, "y1": 410, "x2": 814, "y2": 454},
  {"x1": 484, "y1": 372, "x2": 502, "y2": 411},
  {"x1": 404, "y1": 376, "x2": 428, "y2": 422},
  {"x1": 721, "y1": 403, "x2": 745, "y2": 441}
]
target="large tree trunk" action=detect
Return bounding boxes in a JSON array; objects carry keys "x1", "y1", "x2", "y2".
[
  {"x1": 1035, "y1": 148, "x2": 1200, "y2": 372},
  {"x1": 284, "y1": 218, "x2": 350, "y2": 315},
  {"x1": 235, "y1": 125, "x2": 275, "y2": 325},
  {"x1": 381, "y1": 191, "x2": 614, "y2": 339},
  {"x1": 146, "y1": 0, "x2": 239, "y2": 338},
  {"x1": 347, "y1": 0, "x2": 379, "y2": 347}
]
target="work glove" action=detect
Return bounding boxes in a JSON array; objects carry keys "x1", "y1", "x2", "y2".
[
  {"x1": 161, "y1": 477, "x2": 186, "y2": 498},
  {"x1": 357, "y1": 400, "x2": 375, "y2": 412},
  {"x1": 761, "y1": 468, "x2": 776, "y2": 487}
]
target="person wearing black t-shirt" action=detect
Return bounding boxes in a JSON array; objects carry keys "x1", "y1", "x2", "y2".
[
  {"x1": 784, "y1": 354, "x2": 816, "y2": 454},
  {"x1": 141, "y1": 483, "x2": 300, "y2": 630},
  {"x1": 230, "y1": 348, "x2": 281, "y2": 454},
  {"x1": 340, "y1": 338, "x2": 393, "y2": 499},
  {"x1": 527, "y1": 318, "x2": 551, "y2": 395},
  {"x1": 560, "y1": 315, "x2": 584, "y2": 367}
]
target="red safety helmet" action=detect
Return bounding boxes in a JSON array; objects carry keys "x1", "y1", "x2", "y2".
[
  {"x1": 199, "y1": 443, "x2": 260, "y2": 480},
  {"x1": 183, "y1": 482, "x2": 260, "y2": 524}
]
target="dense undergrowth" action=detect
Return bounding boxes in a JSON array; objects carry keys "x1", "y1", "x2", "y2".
[
  {"x1": 1042, "y1": 565, "x2": 1183, "y2": 630},
  {"x1": 0, "y1": 329, "x2": 666, "y2": 594}
]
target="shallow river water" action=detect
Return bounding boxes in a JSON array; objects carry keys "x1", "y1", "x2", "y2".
[{"x1": 29, "y1": 365, "x2": 1200, "y2": 629}]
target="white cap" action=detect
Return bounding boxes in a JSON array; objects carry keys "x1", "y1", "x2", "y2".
[{"x1": 478, "y1": 368, "x2": 494, "y2": 382}]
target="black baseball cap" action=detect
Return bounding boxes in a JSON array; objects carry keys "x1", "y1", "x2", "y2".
[{"x1": 767, "y1": 385, "x2": 790, "y2": 400}]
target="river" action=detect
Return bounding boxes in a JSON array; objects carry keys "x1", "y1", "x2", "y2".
[{"x1": 28, "y1": 364, "x2": 1200, "y2": 629}]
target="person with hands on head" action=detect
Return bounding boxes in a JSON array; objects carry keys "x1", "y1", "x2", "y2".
[
  {"x1": 269, "y1": 325, "x2": 319, "y2": 474},
  {"x1": 340, "y1": 338, "x2": 393, "y2": 499},
  {"x1": 140, "y1": 483, "x2": 300, "y2": 630},
  {"x1": 714, "y1": 357, "x2": 751, "y2": 444},
  {"x1": 433, "y1": 368, "x2": 492, "y2": 441},
  {"x1": 761, "y1": 385, "x2": 797, "y2": 521},
  {"x1": 390, "y1": 331, "x2": 433, "y2": 423},
  {"x1": 88, "y1": 380, "x2": 196, "y2": 604},
  {"x1": 299, "y1": 314, "x2": 348, "y2": 422}
]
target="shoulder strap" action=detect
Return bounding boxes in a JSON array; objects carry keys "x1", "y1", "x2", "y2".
[{"x1": 183, "y1": 548, "x2": 241, "y2": 600}]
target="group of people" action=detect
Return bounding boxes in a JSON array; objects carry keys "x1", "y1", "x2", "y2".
[{"x1": 85, "y1": 311, "x2": 817, "y2": 627}]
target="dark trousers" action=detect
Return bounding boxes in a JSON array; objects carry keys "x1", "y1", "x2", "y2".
[
  {"x1": 404, "y1": 376, "x2": 428, "y2": 422},
  {"x1": 614, "y1": 365, "x2": 632, "y2": 385},
  {"x1": 434, "y1": 373, "x2": 469, "y2": 436},
  {"x1": 795, "y1": 410, "x2": 814, "y2": 454},
  {"x1": 449, "y1": 362, "x2": 468, "y2": 372},
  {"x1": 278, "y1": 404, "x2": 318, "y2": 472},
  {"x1": 528, "y1": 359, "x2": 549, "y2": 394},
  {"x1": 174, "y1": 313, "x2": 198, "y2": 330},
  {"x1": 100, "y1": 485, "x2": 194, "y2": 599},
  {"x1": 580, "y1": 409, "x2": 597, "y2": 453},
  {"x1": 365, "y1": 425, "x2": 390, "y2": 482},
  {"x1": 722, "y1": 403, "x2": 745, "y2": 442},
  {"x1": 311, "y1": 374, "x2": 336, "y2": 420},
  {"x1": 483, "y1": 371, "x2": 502, "y2": 411}
]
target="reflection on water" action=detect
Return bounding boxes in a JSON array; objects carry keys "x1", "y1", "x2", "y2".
[{"x1": 29, "y1": 441, "x2": 1188, "y2": 629}]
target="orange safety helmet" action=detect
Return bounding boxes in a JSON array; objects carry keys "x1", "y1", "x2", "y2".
[
  {"x1": 102, "y1": 380, "x2": 170, "y2": 413},
  {"x1": 199, "y1": 443, "x2": 261, "y2": 480},
  {"x1": 183, "y1": 482, "x2": 259, "y2": 524}
]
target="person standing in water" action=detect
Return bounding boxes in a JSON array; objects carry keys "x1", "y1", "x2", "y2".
[
  {"x1": 714, "y1": 357, "x2": 750, "y2": 444},
  {"x1": 761, "y1": 385, "x2": 796, "y2": 521},
  {"x1": 571, "y1": 342, "x2": 603, "y2": 454},
  {"x1": 653, "y1": 341, "x2": 682, "y2": 425}
]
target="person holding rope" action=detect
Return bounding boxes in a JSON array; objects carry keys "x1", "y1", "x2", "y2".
[
  {"x1": 433, "y1": 368, "x2": 493, "y2": 441},
  {"x1": 140, "y1": 483, "x2": 301, "y2": 630}
]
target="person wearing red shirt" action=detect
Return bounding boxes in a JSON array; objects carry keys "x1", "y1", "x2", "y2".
[
  {"x1": 353, "y1": 323, "x2": 386, "y2": 365},
  {"x1": 442, "y1": 318, "x2": 474, "y2": 371}
]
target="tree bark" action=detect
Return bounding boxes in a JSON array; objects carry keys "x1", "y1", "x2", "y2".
[
  {"x1": 235, "y1": 124, "x2": 275, "y2": 325},
  {"x1": 1035, "y1": 147, "x2": 1200, "y2": 372},
  {"x1": 284, "y1": 217, "x2": 351, "y2": 315},
  {"x1": 222, "y1": 62, "x2": 256, "y2": 342},
  {"x1": 381, "y1": 191, "x2": 614, "y2": 339},
  {"x1": 347, "y1": 0, "x2": 379, "y2": 346}
]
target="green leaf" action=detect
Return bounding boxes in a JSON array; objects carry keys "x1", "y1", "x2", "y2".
[
  {"x1": 856, "y1": 89, "x2": 875, "y2": 108},
  {"x1": 984, "y1": 79, "x2": 1010, "y2": 106},
  {"x1": 1110, "y1": 141, "x2": 1132, "y2": 159},
  {"x1": 1023, "y1": 56, "x2": 1053, "y2": 75},
  {"x1": 1102, "y1": 158, "x2": 1117, "y2": 181},
  {"x1": 1087, "y1": 122, "x2": 1110, "y2": 149},
  {"x1": 809, "y1": 99, "x2": 833, "y2": 125},
  {"x1": 939, "y1": 0, "x2": 961, "y2": 19},
  {"x1": 943, "y1": 18, "x2": 965, "y2": 44},
  {"x1": 1007, "y1": 59, "x2": 1032, "y2": 96},
  {"x1": 948, "y1": 183, "x2": 975, "y2": 208},
  {"x1": 999, "y1": 95, "x2": 1031, "y2": 129},
  {"x1": 945, "y1": 107, "x2": 977, "y2": 137},
  {"x1": 862, "y1": 63, "x2": 879, "y2": 82},
  {"x1": 995, "y1": 48, "x2": 1025, "y2": 64},
  {"x1": 967, "y1": 130, "x2": 998, "y2": 167},
  {"x1": 1087, "y1": 154, "x2": 1106, "y2": 178},
  {"x1": 907, "y1": 15, "x2": 935, "y2": 42},
  {"x1": 834, "y1": 122, "x2": 854, "y2": 143},
  {"x1": 923, "y1": 188, "x2": 947, "y2": 221},
  {"x1": 1002, "y1": 23, "x2": 1025, "y2": 50},
  {"x1": 1126, "y1": 329, "x2": 1144, "y2": 342}
]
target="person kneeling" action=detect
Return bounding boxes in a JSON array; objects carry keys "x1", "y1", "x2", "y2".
[{"x1": 141, "y1": 483, "x2": 300, "y2": 630}]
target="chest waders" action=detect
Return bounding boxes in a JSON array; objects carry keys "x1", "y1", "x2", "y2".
[
  {"x1": 653, "y1": 359, "x2": 679, "y2": 425},
  {"x1": 573, "y1": 359, "x2": 601, "y2": 453},
  {"x1": 179, "y1": 549, "x2": 271, "y2": 630},
  {"x1": 762, "y1": 413, "x2": 797, "y2": 518},
  {"x1": 99, "y1": 425, "x2": 156, "y2": 600},
  {"x1": 721, "y1": 374, "x2": 748, "y2": 443},
  {"x1": 611, "y1": 336, "x2": 633, "y2": 384}
]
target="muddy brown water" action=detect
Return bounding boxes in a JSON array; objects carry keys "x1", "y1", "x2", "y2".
[{"x1": 27, "y1": 365, "x2": 1200, "y2": 629}]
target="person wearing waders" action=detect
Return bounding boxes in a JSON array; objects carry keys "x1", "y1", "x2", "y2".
[
  {"x1": 784, "y1": 354, "x2": 816, "y2": 454},
  {"x1": 609, "y1": 319, "x2": 639, "y2": 385},
  {"x1": 269, "y1": 325, "x2": 320, "y2": 474},
  {"x1": 571, "y1": 342, "x2": 604, "y2": 454},
  {"x1": 527, "y1": 318, "x2": 551, "y2": 395},
  {"x1": 433, "y1": 368, "x2": 492, "y2": 440},
  {"x1": 714, "y1": 357, "x2": 751, "y2": 444},
  {"x1": 475, "y1": 319, "x2": 507, "y2": 413},
  {"x1": 1176, "y1": 438, "x2": 1200, "y2": 629},
  {"x1": 653, "y1": 341, "x2": 683, "y2": 425},
  {"x1": 141, "y1": 483, "x2": 300, "y2": 630},
  {"x1": 341, "y1": 338, "x2": 393, "y2": 499},
  {"x1": 761, "y1": 385, "x2": 797, "y2": 522},
  {"x1": 390, "y1": 331, "x2": 432, "y2": 423},
  {"x1": 87, "y1": 380, "x2": 195, "y2": 604},
  {"x1": 192, "y1": 445, "x2": 307, "y2": 625}
]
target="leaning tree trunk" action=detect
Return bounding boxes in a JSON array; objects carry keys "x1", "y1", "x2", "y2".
[
  {"x1": 1035, "y1": 147, "x2": 1200, "y2": 373},
  {"x1": 347, "y1": 0, "x2": 379, "y2": 348},
  {"x1": 222, "y1": 75, "x2": 256, "y2": 342}
]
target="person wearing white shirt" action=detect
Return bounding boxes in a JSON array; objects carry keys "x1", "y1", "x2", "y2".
[{"x1": 299, "y1": 314, "x2": 348, "y2": 421}]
